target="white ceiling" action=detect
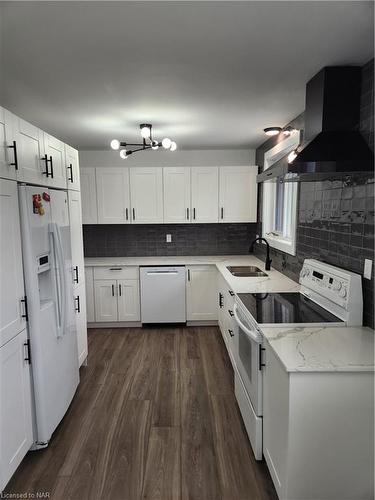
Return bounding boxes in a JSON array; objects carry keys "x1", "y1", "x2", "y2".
[{"x1": 0, "y1": 1, "x2": 373, "y2": 150}]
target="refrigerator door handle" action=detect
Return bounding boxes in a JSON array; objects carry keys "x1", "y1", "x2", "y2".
[{"x1": 49, "y1": 223, "x2": 67, "y2": 337}]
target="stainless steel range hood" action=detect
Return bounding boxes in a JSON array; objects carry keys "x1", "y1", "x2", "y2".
[{"x1": 257, "y1": 66, "x2": 374, "y2": 183}]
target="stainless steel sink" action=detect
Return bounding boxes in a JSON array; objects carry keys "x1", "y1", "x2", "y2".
[{"x1": 226, "y1": 265, "x2": 268, "y2": 277}]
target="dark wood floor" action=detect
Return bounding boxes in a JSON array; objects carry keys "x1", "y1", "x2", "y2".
[{"x1": 6, "y1": 326, "x2": 277, "y2": 500}]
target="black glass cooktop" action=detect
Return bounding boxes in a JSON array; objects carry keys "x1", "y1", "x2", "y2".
[{"x1": 237, "y1": 292, "x2": 343, "y2": 325}]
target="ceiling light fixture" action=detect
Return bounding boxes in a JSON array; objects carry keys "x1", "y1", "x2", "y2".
[{"x1": 110, "y1": 123, "x2": 177, "y2": 159}]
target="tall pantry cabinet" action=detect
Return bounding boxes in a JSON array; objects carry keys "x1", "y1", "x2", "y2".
[
  {"x1": 0, "y1": 179, "x2": 33, "y2": 492},
  {"x1": 66, "y1": 146, "x2": 88, "y2": 367}
]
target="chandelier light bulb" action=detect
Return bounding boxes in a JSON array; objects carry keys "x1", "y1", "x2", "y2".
[
  {"x1": 162, "y1": 138, "x2": 172, "y2": 149},
  {"x1": 140, "y1": 125, "x2": 151, "y2": 139},
  {"x1": 119, "y1": 149, "x2": 128, "y2": 159},
  {"x1": 170, "y1": 141, "x2": 177, "y2": 152},
  {"x1": 110, "y1": 139, "x2": 120, "y2": 150},
  {"x1": 151, "y1": 140, "x2": 159, "y2": 150}
]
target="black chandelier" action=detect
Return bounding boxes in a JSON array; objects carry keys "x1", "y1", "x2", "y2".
[{"x1": 110, "y1": 123, "x2": 177, "y2": 159}]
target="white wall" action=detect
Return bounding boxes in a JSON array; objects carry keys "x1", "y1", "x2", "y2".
[{"x1": 79, "y1": 149, "x2": 256, "y2": 168}]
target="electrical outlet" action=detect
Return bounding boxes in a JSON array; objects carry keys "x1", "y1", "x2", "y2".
[
  {"x1": 166, "y1": 234, "x2": 172, "y2": 243},
  {"x1": 364, "y1": 259, "x2": 372, "y2": 280}
]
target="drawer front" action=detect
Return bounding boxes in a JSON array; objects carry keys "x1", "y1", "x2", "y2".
[{"x1": 94, "y1": 266, "x2": 139, "y2": 280}]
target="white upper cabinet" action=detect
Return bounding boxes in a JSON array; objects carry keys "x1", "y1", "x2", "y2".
[
  {"x1": 163, "y1": 167, "x2": 191, "y2": 223},
  {"x1": 130, "y1": 167, "x2": 163, "y2": 223},
  {"x1": 65, "y1": 144, "x2": 80, "y2": 191},
  {"x1": 0, "y1": 107, "x2": 17, "y2": 181},
  {"x1": 13, "y1": 116, "x2": 45, "y2": 185},
  {"x1": 80, "y1": 167, "x2": 98, "y2": 224},
  {"x1": 43, "y1": 132, "x2": 66, "y2": 189},
  {"x1": 96, "y1": 167, "x2": 130, "y2": 224},
  {"x1": 0, "y1": 180, "x2": 26, "y2": 348},
  {"x1": 219, "y1": 166, "x2": 258, "y2": 222},
  {"x1": 191, "y1": 167, "x2": 219, "y2": 223}
]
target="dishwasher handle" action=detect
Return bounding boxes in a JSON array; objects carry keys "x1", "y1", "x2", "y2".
[{"x1": 146, "y1": 270, "x2": 179, "y2": 275}]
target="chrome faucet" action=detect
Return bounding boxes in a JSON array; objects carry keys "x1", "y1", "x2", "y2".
[{"x1": 249, "y1": 237, "x2": 272, "y2": 271}]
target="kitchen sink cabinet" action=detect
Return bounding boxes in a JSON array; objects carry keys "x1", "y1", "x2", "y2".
[
  {"x1": 186, "y1": 265, "x2": 218, "y2": 321},
  {"x1": 262, "y1": 340, "x2": 374, "y2": 500},
  {"x1": 217, "y1": 273, "x2": 236, "y2": 367},
  {"x1": 219, "y1": 166, "x2": 258, "y2": 222}
]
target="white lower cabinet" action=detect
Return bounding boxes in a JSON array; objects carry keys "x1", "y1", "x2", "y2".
[
  {"x1": 217, "y1": 274, "x2": 236, "y2": 367},
  {"x1": 74, "y1": 283, "x2": 88, "y2": 367},
  {"x1": 0, "y1": 329, "x2": 33, "y2": 492},
  {"x1": 117, "y1": 280, "x2": 140, "y2": 322},
  {"x1": 85, "y1": 267, "x2": 95, "y2": 323},
  {"x1": 94, "y1": 277, "x2": 140, "y2": 323},
  {"x1": 263, "y1": 340, "x2": 374, "y2": 500},
  {"x1": 94, "y1": 280, "x2": 118, "y2": 322},
  {"x1": 186, "y1": 265, "x2": 217, "y2": 321}
]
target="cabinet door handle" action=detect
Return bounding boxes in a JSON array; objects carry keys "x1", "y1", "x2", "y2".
[
  {"x1": 228, "y1": 329, "x2": 234, "y2": 337},
  {"x1": 21, "y1": 296, "x2": 28, "y2": 321},
  {"x1": 109, "y1": 267, "x2": 122, "y2": 271},
  {"x1": 228, "y1": 290, "x2": 235, "y2": 297},
  {"x1": 119, "y1": 284, "x2": 122, "y2": 296},
  {"x1": 125, "y1": 208, "x2": 129, "y2": 221},
  {"x1": 112, "y1": 284, "x2": 115, "y2": 296},
  {"x1": 24, "y1": 339, "x2": 31, "y2": 364},
  {"x1": 219, "y1": 292, "x2": 224, "y2": 308},
  {"x1": 193, "y1": 208, "x2": 196, "y2": 220},
  {"x1": 187, "y1": 269, "x2": 191, "y2": 281},
  {"x1": 48, "y1": 155, "x2": 54, "y2": 178},
  {"x1": 7, "y1": 140, "x2": 18, "y2": 170},
  {"x1": 259, "y1": 346, "x2": 266, "y2": 370},
  {"x1": 73, "y1": 266, "x2": 79, "y2": 284},
  {"x1": 221, "y1": 207, "x2": 224, "y2": 219},
  {"x1": 187, "y1": 207, "x2": 189, "y2": 220},
  {"x1": 67, "y1": 163, "x2": 73, "y2": 182},
  {"x1": 228, "y1": 309, "x2": 234, "y2": 317},
  {"x1": 75, "y1": 295, "x2": 80, "y2": 313},
  {"x1": 133, "y1": 208, "x2": 136, "y2": 220},
  {"x1": 41, "y1": 154, "x2": 50, "y2": 177}
]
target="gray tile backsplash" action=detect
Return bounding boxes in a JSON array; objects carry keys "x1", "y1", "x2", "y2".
[{"x1": 83, "y1": 223, "x2": 258, "y2": 257}]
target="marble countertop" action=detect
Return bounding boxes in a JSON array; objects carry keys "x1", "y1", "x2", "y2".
[
  {"x1": 84, "y1": 255, "x2": 300, "y2": 294},
  {"x1": 261, "y1": 325, "x2": 375, "y2": 372}
]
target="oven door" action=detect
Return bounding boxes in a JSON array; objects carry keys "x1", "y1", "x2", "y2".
[{"x1": 233, "y1": 303, "x2": 263, "y2": 416}]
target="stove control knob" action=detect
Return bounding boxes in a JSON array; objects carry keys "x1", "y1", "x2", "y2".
[
  {"x1": 333, "y1": 280, "x2": 342, "y2": 291},
  {"x1": 339, "y1": 287, "x2": 347, "y2": 298}
]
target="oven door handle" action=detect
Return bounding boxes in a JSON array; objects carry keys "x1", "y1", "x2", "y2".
[{"x1": 233, "y1": 303, "x2": 262, "y2": 344}]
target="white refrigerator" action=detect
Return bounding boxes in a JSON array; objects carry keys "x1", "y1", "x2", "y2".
[{"x1": 18, "y1": 184, "x2": 79, "y2": 448}]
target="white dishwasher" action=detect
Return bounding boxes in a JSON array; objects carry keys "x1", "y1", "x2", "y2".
[{"x1": 140, "y1": 266, "x2": 186, "y2": 323}]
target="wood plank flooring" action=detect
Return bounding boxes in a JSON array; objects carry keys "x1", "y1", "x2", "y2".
[{"x1": 5, "y1": 326, "x2": 277, "y2": 500}]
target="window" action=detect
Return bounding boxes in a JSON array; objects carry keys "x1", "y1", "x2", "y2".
[{"x1": 262, "y1": 131, "x2": 300, "y2": 256}]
